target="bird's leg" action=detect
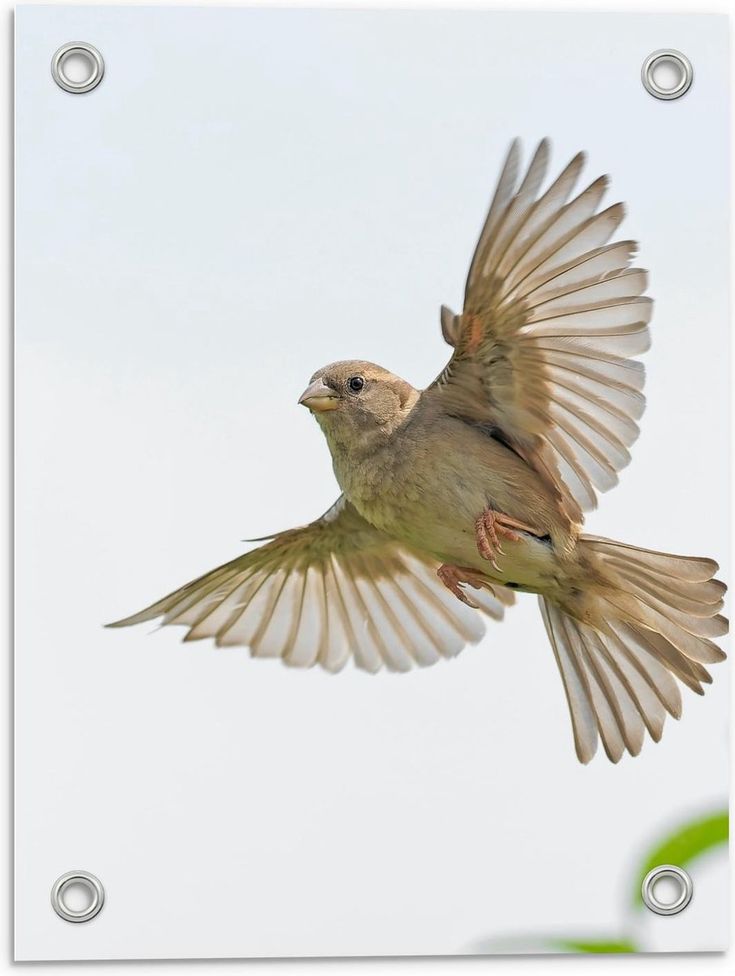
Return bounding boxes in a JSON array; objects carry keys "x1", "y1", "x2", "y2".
[
  {"x1": 437, "y1": 564, "x2": 494, "y2": 609},
  {"x1": 474, "y1": 508, "x2": 542, "y2": 571}
]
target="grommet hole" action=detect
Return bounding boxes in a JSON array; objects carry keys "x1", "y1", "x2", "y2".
[
  {"x1": 51, "y1": 870, "x2": 105, "y2": 923},
  {"x1": 59, "y1": 880, "x2": 95, "y2": 914},
  {"x1": 650, "y1": 58, "x2": 684, "y2": 94},
  {"x1": 51, "y1": 42, "x2": 105, "y2": 94},
  {"x1": 641, "y1": 49, "x2": 693, "y2": 101},
  {"x1": 651, "y1": 873, "x2": 683, "y2": 907},
  {"x1": 641, "y1": 864, "x2": 693, "y2": 916},
  {"x1": 58, "y1": 50, "x2": 97, "y2": 86}
]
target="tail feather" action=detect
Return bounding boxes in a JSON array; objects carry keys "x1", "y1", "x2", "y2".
[
  {"x1": 540, "y1": 535, "x2": 727, "y2": 764},
  {"x1": 601, "y1": 557, "x2": 726, "y2": 611},
  {"x1": 583, "y1": 535, "x2": 720, "y2": 580}
]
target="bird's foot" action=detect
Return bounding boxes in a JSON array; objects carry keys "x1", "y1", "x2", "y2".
[
  {"x1": 474, "y1": 508, "x2": 540, "y2": 570},
  {"x1": 437, "y1": 564, "x2": 493, "y2": 609}
]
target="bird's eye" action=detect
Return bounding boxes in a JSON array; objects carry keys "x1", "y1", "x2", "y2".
[{"x1": 347, "y1": 376, "x2": 365, "y2": 394}]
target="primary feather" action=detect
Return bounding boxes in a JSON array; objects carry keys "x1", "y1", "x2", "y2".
[
  {"x1": 426, "y1": 138, "x2": 651, "y2": 524},
  {"x1": 108, "y1": 497, "x2": 514, "y2": 673}
]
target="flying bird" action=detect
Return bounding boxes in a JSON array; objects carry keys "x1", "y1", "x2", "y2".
[{"x1": 109, "y1": 139, "x2": 727, "y2": 763}]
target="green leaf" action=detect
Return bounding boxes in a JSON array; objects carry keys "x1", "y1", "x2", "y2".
[
  {"x1": 552, "y1": 938, "x2": 638, "y2": 954},
  {"x1": 633, "y1": 810, "x2": 728, "y2": 908}
]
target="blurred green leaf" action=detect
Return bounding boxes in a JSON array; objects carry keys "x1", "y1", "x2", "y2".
[
  {"x1": 552, "y1": 938, "x2": 638, "y2": 954},
  {"x1": 633, "y1": 810, "x2": 728, "y2": 908},
  {"x1": 474, "y1": 807, "x2": 728, "y2": 954}
]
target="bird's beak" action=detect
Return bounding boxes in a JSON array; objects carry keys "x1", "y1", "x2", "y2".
[{"x1": 298, "y1": 379, "x2": 339, "y2": 413}]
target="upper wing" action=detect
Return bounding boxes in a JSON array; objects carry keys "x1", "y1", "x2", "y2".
[
  {"x1": 107, "y1": 497, "x2": 514, "y2": 673},
  {"x1": 425, "y1": 139, "x2": 652, "y2": 521}
]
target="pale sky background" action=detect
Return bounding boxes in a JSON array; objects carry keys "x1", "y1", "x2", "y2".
[{"x1": 15, "y1": 5, "x2": 729, "y2": 962}]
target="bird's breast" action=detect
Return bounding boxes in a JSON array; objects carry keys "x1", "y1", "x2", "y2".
[
  {"x1": 334, "y1": 433, "x2": 485, "y2": 549},
  {"x1": 330, "y1": 417, "x2": 570, "y2": 593}
]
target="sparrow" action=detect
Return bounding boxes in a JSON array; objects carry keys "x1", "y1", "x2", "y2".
[{"x1": 109, "y1": 139, "x2": 727, "y2": 763}]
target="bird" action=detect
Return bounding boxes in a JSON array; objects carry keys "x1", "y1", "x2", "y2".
[{"x1": 108, "y1": 139, "x2": 727, "y2": 764}]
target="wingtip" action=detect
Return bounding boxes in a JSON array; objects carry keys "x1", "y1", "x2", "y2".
[
  {"x1": 104, "y1": 608, "x2": 163, "y2": 629},
  {"x1": 575, "y1": 739, "x2": 597, "y2": 765},
  {"x1": 535, "y1": 136, "x2": 552, "y2": 160},
  {"x1": 440, "y1": 304, "x2": 459, "y2": 346},
  {"x1": 608, "y1": 200, "x2": 627, "y2": 221},
  {"x1": 503, "y1": 136, "x2": 522, "y2": 169}
]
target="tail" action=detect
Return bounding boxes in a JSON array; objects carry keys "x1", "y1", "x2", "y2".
[{"x1": 539, "y1": 535, "x2": 727, "y2": 764}]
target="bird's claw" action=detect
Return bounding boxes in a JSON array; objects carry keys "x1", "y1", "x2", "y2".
[
  {"x1": 437, "y1": 564, "x2": 492, "y2": 609},
  {"x1": 474, "y1": 508, "x2": 539, "y2": 568}
]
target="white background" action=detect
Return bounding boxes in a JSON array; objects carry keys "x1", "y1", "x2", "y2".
[{"x1": 4, "y1": 0, "x2": 735, "y2": 973}]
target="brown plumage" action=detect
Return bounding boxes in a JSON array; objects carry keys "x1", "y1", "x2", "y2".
[{"x1": 108, "y1": 139, "x2": 727, "y2": 764}]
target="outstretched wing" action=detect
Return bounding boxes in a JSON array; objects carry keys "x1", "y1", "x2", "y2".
[
  {"x1": 425, "y1": 139, "x2": 651, "y2": 522},
  {"x1": 108, "y1": 497, "x2": 514, "y2": 673}
]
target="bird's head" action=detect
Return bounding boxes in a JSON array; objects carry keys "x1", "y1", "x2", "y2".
[{"x1": 299, "y1": 360, "x2": 419, "y2": 452}]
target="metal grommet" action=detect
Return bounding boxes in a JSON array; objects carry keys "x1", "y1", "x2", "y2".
[
  {"x1": 51, "y1": 871, "x2": 105, "y2": 923},
  {"x1": 641, "y1": 864, "x2": 693, "y2": 916},
  {"x1": 641, "y1": 49, "x2": 693, "y2": 100},
  {"x1": 51, "y1": 42, "x2": 105, "y2": 94}
]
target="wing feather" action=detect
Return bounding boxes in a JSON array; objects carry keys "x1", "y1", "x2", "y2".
[
  {"x1": 425, "y1": 140, "x2": 652, "y2": 519},
  {"x1": 107, "y1": 497, "x2": 513, "y2": 672}
]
